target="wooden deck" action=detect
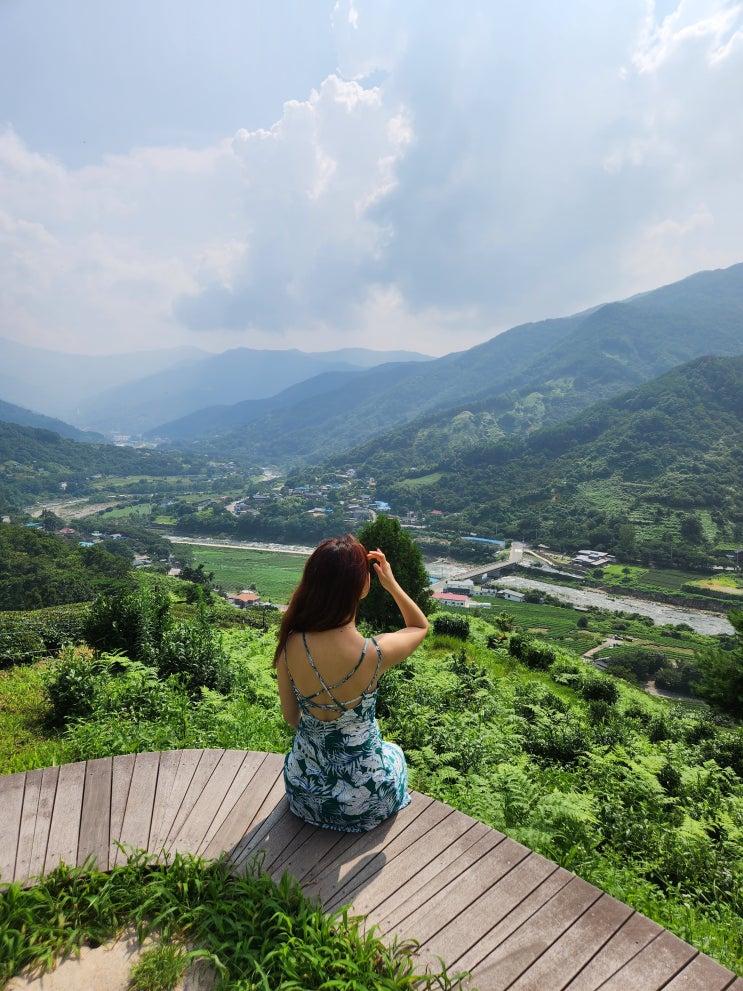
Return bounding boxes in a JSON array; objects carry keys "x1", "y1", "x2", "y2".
[{"x1": 1, "y1": 749, "x2": 741, "y2": 991}]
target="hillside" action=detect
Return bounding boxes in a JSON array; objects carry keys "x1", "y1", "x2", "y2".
[
  {"x1": 0, "y1": 399, "x2": 106, "y2": 442},
  {"x1": 342, "y1": 355, "x2": 743, "y2": 568},
  {"x1": 0, "y1": 420, "x2": 215, "y2": 511},
  {"x1": 155, "y1": 262, "x2": 743, "y2": 467}
]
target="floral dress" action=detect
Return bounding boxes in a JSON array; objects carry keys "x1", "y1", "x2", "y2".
[{"x1": 283, "y1": 633, "x2": 410, "y2": 832}]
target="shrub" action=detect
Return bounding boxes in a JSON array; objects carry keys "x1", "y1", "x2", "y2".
[
  {"x1": 508, "y1": 633, "x2": 556, "y2": 670},
  {"x1": 84, "y1": 584, "x2": 171, "y2": 665},
  {"x1": 432, "y1": 614, "x2": 470, "y2": 641},
  {"x1": 45, "y1": 647, "x2": 112, "y2": 726},
  {"x1": 578, "y1": 676, "x2": 620, "y2": 705}
]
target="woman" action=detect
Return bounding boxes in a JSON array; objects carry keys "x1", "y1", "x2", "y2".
[{"x1": 274, "y1": 534, "x2": 429, "y2": 832}]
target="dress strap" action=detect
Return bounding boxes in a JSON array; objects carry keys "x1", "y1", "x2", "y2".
[{"x1": 285, "y1": 634, "x2": 382, "y2": 714}]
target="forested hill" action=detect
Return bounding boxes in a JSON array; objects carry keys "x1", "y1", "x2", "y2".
[
  {"x1": 0, "y1": 420, "x2": 208, "y2": 510},
  {"x1": 0, "y1": 399, "x2": 105, "y2": 443},
  {"x1": 157, "y1": 262, "x2": 743, "y2": 467},
  {"x1": 343, "y1": 355, "x2": 743, "y2": 569}
]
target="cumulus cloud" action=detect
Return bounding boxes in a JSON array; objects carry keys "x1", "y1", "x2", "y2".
[
  {"x1": 175, "y1": 74, "x2": 413, "y2": 335},
  {"x1": 0, "y1": 0, "x2": 742, "y2": 357}
]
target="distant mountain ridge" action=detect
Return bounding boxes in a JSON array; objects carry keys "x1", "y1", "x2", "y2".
[
  {"x1": 0, "y1": 339, "x2": 206, "y2": 424},
  {"x1": 0, "y1": 340, "x2": 432, "y2": 436},
  {"x1": 0, "y1": 399, "x2": 106, "y2": 442},
  {"x1": 157, "y1": 262, "x2": 743, "y2": 467}
]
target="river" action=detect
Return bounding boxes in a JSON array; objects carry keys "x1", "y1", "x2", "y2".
[{"x1": 490, "y1": 576, "x2": 734, "y2": 636}]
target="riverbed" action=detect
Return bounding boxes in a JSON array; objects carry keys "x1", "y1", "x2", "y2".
[{"x1": 491, "y1": 576, "x2": 734, "y2": 636}]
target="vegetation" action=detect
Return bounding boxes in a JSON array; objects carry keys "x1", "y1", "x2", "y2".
[
  {"x1": 181, "y1": 543, "x2": 307, "y2": 602},
  {"x1": 333, "y1": 356, "x2": 743, "y2": 569},
  {"x1": 1, "y1": 586, "x2": 742, "y2": 975},
  {"x1": 357, "y1": 516, "x2": 432, "y2": 630},
  {"x1": 0, "y1": 850, "x2": 460, "y2": 989}
]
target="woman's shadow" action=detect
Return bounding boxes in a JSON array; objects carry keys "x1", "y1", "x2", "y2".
[{"x1": 226, "y1": 792, "x2": 410, "y2": 915}]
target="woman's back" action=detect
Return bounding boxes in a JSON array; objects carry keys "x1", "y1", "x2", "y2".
[{"x1": 283, "y1": 626, "x2": 381, "y2": 721}]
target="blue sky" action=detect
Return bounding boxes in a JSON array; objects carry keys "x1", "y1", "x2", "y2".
[{"x1": 1, "y1": 0, "x2": 742, "y2": 356}]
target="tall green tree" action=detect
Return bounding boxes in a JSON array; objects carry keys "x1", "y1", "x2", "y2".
[
  {"x1": 356, "y1": 515, "x2": 431, "y2": 630},
  {"x1": 695, "y1": 609, "x2": 743, "y2": 718}
]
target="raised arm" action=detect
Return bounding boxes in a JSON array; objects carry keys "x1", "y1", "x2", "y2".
[{"x1": 367, "y1": 549, "x2": 429, "y2": 671}]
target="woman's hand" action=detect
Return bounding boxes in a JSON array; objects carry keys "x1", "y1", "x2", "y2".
[{"x1": 367, "y1": 549, "x2": 397, "y2": 592}]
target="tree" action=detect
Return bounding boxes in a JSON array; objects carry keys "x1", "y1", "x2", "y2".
[
  {"x1": 356, "y1": 516, "x2": 431, "y2": 630},
  {"x1": 695, "y1": 610, "x2": 743, "y2": 718}
]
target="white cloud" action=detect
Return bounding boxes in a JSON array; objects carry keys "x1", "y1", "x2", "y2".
[{"x1": 0, "y1": 1, "x2": 742, "y2": 359}]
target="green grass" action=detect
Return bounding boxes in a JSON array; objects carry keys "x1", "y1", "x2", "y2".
[
  {"x1": 187, "y1": 545, "x2": 307, "y2": 602},
  {"x1": 0, "y1": 662, "x2": 66, "y2": 773},
  {"x1": 0, "y1": 851, "x2": 463, "y2": 989}
]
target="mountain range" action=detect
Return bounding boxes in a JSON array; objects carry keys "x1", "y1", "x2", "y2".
[
  {"x1": 1, "y1": 263, "x2": 742, "y2": 475},
  {"x1": 152, "y1": 262, "x2": 743, "y2": 468},
  {"x1": 352, "y1": 353, "x2": 743, "y2": 568}
]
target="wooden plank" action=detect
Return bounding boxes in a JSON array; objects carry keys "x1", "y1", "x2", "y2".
[
  {"x1": 562, "y1": 911, "x2": 664, "y2": 991},
  {"x1": 196, "y1": 750, "x2": 267, "y2": 857},
  {"x1": 573, "y1": 928, "x2": 697, "y2": 991},
  {"x1": 227, "y1": 771, "x2": 289, "y2": 874},
  {"x1": 113, "y1": 752, "x2": 160, "y2": 866},
  {"x1": 45, "y1": 760, "x2": 86, "y2": 876},
  {"x1": 328, "y1": 804, "x2": 480, "y2": 916},
  {"x1": 14, "y1": 768, "x2": 43, "y2": 884},
  {"x1": 462, "y1": 875, "x2": 603, "y2": 991},
  {"x1": 164, "y1": 749, "x2": 224, "y2": 850},
  {"x1": 298, "y1": 793, "x2": 445, "y2": 908},
  {"x1": 168, "y1": 749, "x2": 245, "y2": 855},
  {"x1": 661, "y1": 953, "x2": 743, "y2": 991},
  {"x1": 505, "y1": 892, "x2": 635, "y2": 991},
  {"x1": 109, "y1": 752, "x2": 136, "y2": 860},
  {"x1": 420, "y1": 854, "x2": 569, "y2": 977},
  {"x1": 205, "y1": 753, "x2": 285, "y2": 864},
  {"x1": 77, "y1": 757, "x2": 112, "y2": 871},
  {"x1": 376, "y1": 828, "x2": 510, "y2": 936},
  {"x1": 450, "y1": 863, "x2": 571, "y2": 973},
  {"x1": 0, "y1": 770, "x2": 26, "y2": 884},
  {"x1": 27, "y1": 765, "x2": 60, "y2": 881},
  {"x1": 148, "y1": 749, "x2": 187, "y2": 854},
  {"x1": 262, "y1": 817, "x2": 354, "y2": 889},
  {"x1": 363, "y1": 819, "x2": 495, "y2": 929}
]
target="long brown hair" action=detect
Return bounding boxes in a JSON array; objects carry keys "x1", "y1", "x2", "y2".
[{"x1": 273, "y1": 534, "x2": 369, "y2": 666}]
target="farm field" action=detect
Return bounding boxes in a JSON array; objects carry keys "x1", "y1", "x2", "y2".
[
  {"x1": 186, "y1": 544, "x2": 307, "y2": 603},
  {"x1": 470, "y1": 595, "x2": 718, "y2": 660}
]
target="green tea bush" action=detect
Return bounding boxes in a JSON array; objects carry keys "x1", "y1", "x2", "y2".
[
  {"x1": 508, "y1": 632, "x2": 556, "y2": 670},
  {"x1": 432, "y1": 614, "x2": 470, "y2": 641},
  {"x1": 45, "y1": 648, "x2": 113, "y2": 726},
  {"x1": 578, "y1": 675, "x2": 620, "y2": 705},
  {"x1": 158, "y1": 616, "x2": 232, "y2": 695},
  {"x1": 0, "y1": 604, "x2": 88, "y2": 667}
]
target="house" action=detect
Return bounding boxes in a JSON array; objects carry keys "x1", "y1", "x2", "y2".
[
  {"x1": 232, "y1": 591, "x2": 262, "y2": 609},
  {"x1": 571, "y1": 550, "x2": 616, "y2": 569},
  {"x1": 443, "y1": 579, "x2": 475, "y2": 596},
  {"x1": 499, "y1": 589, "x2": 525, "y2": 603},
  {"x1": 432, "y1": 591, "x2": 469, "y2": 608}
]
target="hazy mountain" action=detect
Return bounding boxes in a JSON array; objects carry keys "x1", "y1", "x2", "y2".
[
  {"x1": 0, "y1": 339, "x2": 206, "y2": 423},
  {"x1": 73, "y1": 347, "x2": 432, "y2": 436},
  {"x1": 161, "y1": 262, "x2": 743, "y2": 467},
  {"x1": 0, "y1": 399, "x2": 107, "y2": 442}
]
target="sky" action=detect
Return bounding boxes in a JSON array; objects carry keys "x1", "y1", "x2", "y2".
[{"x1": 1, "y1": 0, "x2": 742, "y2": 358}]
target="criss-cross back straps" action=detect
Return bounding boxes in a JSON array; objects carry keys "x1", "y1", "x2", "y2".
[{"x1": 285, "y1": 633, "x2": 382, "y2": 714}]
